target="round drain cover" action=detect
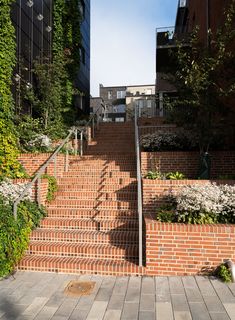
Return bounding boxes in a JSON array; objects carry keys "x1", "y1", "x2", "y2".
[{"x1": 64, "y1": 281, "x2": 95, "y2": 297}]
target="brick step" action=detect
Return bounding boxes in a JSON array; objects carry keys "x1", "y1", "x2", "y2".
[
  {"x1": 85, "y1": 151, "x2": 136, "y2": 155},
  {"x1": 39, "y1": 217, "x2": 138, "y2": 231},
  {"x1": 72, "y1": 156, "x2": 136, "y2": 161},
  {"x1": 54, "y1": 191, "x2": 137, "y2": 201},
  {"x1": 27, "y1": 241, "x2": 138, "y2": 261},
  {"x1": 57, "y1": 177, "x2": 137, "y2": 185},
  {"x1": 68, "y1": 165, "x2": 137, "y2": 170},
  {"x1": 18, "y1": 255, "x2": 143, "y2": 276},
  {"x1": 46, "y1": 208, "x2": 138, "y2": 219},
  {"x1": 62, "y1": 171, "x2": 136, "y2": 178},
  {"x1": 57, "y1": 184, "x2": 137, "y2": 192},
  {"x1": 30, "y1": 229, "x2": 139, "y2": 244},
  {"x1": 47, "y1": 199, "x2": 137, "y2": 210}
]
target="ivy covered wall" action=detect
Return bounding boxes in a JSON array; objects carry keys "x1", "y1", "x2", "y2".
[{"x1": 0, "y1": 0, "x2": 24, "y2": 178}]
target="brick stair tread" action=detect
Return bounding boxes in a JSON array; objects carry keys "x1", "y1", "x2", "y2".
[
  {"x1": 31, "y1": 229, "x2": 139, "y2": 244},
  {"x1": 40, "y1": 217, "x2": 138, "y2": 230},
  {"x1": 27, "y1": 241, "x2": 138, "y2": 260},
  {"x1": 18, "y1": 255, "x2": 143, "y2": 276},
  {"x1": 57, "y1": 178, "x2": 137, "y2": 185},
  {"x1": 57, "y1": 185, "x2": 137, "y2": 192},
  {"x1": 54, "y1": 192, "x2": 137, "y2": 201},
  {"x1": 46, "y1": 208, "x2": 138, "y2": 219},
  {"x1": 47, "y1": 200, "x2": 137, "y2": 210}
]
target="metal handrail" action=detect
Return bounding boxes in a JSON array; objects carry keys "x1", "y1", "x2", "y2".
[
  {"x1": 13, "y1": 127, "x2": 77, "y2": 219},
  {"x1": 13, "y1": 104, "x2": 104, "y2": 220},
  {"x1": 135, "y1": 104, "x2": 143, "y2": 267}
]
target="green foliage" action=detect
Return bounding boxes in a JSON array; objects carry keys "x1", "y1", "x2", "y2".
[
  {"x1": 216, "y1": 264, "x2": 232, "y2": 283},
  {"x1": 145, "y1": 171, "x2": 163, "y2": 180},
  {"x1": 156, "y1": 204, "x2": 177, "y2": 223},
  {"x1": 0, "y1": 195, "x2": 47, "y2": 277},
  {"x1": 145, "y1": 171, "x2": 186, "y2": 180},
  {"x1": 0, "y1": 0, "x2": 24, "y2": 178},
  {"x1": 165, "y1": 171, "x2": 186, "y2": 180},
  {"x1": 0, "y1": 119, "x2": 26, "y2": 179},
  {"x1": 166, "y1": 1, "x2": 235, "y2": 152},
  {"x1": 41, "y1": 174, "x2": 58, "y2": 202}
]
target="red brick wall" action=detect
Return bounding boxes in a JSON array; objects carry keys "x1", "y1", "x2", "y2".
[
  {"x1": 14, "y1": 178, "x2": 49, "y2": 205},
  {"x1": 141, "y1": 151, "x2": 235, "y2": 179},
  {"x1": 19, "y1": 154, "x2": 78, "y2": 177},
  {"x1": 143, "y1": 178, "x2": 235, "y2": 275},
  {"x1": 145, "y1": 219, "x2": 235, "y2": 276}
]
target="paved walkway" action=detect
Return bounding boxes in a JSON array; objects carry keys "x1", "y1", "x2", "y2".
[{"x1": 0, "y1": 272, "x2": 235, "y2": 320}]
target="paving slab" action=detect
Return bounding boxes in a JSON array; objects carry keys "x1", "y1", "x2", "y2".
[{"x1": 1, "y1": 272, "x2": 235, "y2": 320}]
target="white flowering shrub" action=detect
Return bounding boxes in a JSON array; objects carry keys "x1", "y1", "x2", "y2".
[
  {"x1": 0, "y1": 179, "x2": 32, "y2": 203},
  {"x1": 27, "y1": 134, "x2": 52, "y2": 150},
  {"x1": 157, "y1": 183, "x2": 235, "y2": 224},
  {"x1": 175, "y1": 183, "x2": 235, "y2": 224}
]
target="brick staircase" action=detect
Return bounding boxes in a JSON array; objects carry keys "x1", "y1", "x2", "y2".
[{"x1": 18, "y1": 122, "x2": 143, "y2": 275}]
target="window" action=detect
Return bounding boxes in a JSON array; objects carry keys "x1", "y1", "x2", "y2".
[
  {"x1": 147, "y1": 100, "x2": 152, "y2": 108},
  {"x1": 117, "y1": 90, "x2": 126, "y2": 99},
  {"x1": 108, "y1": 90, "x2": 112, "y2": 99},
  {"x1": 115, "y1": 117, "x2": 125, "y2": 122},
  {"x1": 78, "y1": 0, "x2": 85, "y2": 20},
  {"x1": 79, "y1": 47, "x2": 85, "y2": 64},
  {"x1": 179, "y1": 0, "x2": 186, "y2": 7}
]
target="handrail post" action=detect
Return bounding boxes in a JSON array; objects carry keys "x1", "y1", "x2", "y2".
[
  {"x1": 97, "y1": 114, "x2": 99, "y2": 130},
  {"x1": 37, "y1": 176, "x2": 41, "y2": 206},
  {"x1": 92, "y1": 117, "x2": 95, "y2": 138},
  {"x1": 74, "y1": 128, "x2": 78, "y2": 156},
  {"x1": 13, "y1": 203, "x2": 18, "y2": 220},
  {"x1": 65, "y1": 145, "x2": 69, "y2": 172},
  {"x1": 80, "y1": 131, "x2": 83, "y2": 156},
  {"x1": 135, "y1": 103, "x2": 143, "y2": 267},
  {"x1": 54, "y1": 155, "x2": 57, "y2": 179}
]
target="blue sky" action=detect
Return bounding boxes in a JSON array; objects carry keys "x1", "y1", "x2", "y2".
[{"x1": 91, "y1": 0, "x2": 179, "y2": 96}]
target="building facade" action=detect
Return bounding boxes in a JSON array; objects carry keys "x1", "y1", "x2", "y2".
[
  {"x1": 76, "y1": 0, "x2": 90, "y2": 114},
  {"x1": 156, "y1": 0, "x2": 234, "y2": 116},
  {"x1": 11, "y1": 0, "x2": 90, "y2": 115},
  {"x1": 99, "y1": 84, "x2": 127, "y2": 122},
  {"x1": 126, "y1": 85, "x2": 156, "y2": 120}
]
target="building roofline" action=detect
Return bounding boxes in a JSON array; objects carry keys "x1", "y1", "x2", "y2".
[{"x1": 100, "y1": 84, "x2": 155, "y2": 89}]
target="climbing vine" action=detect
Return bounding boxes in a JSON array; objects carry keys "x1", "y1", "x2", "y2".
[{"x1": 0, "y1": 0, "x2": 24, "y2": 178}]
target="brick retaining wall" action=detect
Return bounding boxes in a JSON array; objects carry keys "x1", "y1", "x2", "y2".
[
  {"x1": 141, "y1": 151, "x2": 235, "y2": 178},
  {"x1": 145, "y1": 219, "x2": 235, "y2": 276},
  {"x1": 143, "y1": 178, "x2": 235, "y2": 276},
  {"x1": 19, "y1": 154, "x2": 77, "y2": 177}
]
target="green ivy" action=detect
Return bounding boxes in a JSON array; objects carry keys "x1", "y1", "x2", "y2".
[
  {"x1": 41, "y1": 174, "x2": 58, "y2": 202},
  {"x1": 0, "y1": 195, "x2": 47, "y2": 278},
  {"x1": 0, "y1": 0, "x2": 24, "y2": 179}
]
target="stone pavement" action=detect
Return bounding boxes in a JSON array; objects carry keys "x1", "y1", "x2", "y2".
[{"x1": 0, "y1": 272, "x2": 235, "y2": 320}]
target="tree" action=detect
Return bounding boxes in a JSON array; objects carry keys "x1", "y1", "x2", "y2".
[{"x1": 166, "y1": 0, "x2": 235, "y2": 152}]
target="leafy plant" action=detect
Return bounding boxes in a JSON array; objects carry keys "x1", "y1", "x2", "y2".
[
  {"x1": 166, "y1": 171, "x2": 186, "y2": 180},
  {"x1": 0, "y1": 194, "x2": 47, "y2": 278},
  {"x1": 145, "y1": 170, "x2": 186, "y2": 180},
  {"x1": 41, "y1": 174, "x2": 58, "y2": 202},
  {"x1": 145, "y1": 171, "x2": 164, "y2": 180},
  {"x1": 216, "y1": 264, "x2": 232, "y2": 283},
  {"x1": 156, "y1": 204, "x2": 177, "y2": 223}
]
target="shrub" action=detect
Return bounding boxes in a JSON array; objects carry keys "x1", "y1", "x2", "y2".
[
  {"x1": 0, "y1": 195, "x2": 47, "y2": 278},
  {"x1": 141, "y1": 130, "x2": 197, "y2": 152},
  {"x1": 216, "y1": 264, "x2": 232, "y2": 283},
  {"x1": 156, "y1": 183, "x2": 235, "y2": 224},
  {"x1": 41, "y1": 174, "x2": 58, "y2": 202},
  {"x1": 0, "y1": 179, "x2": 32, "y2": 202}
]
